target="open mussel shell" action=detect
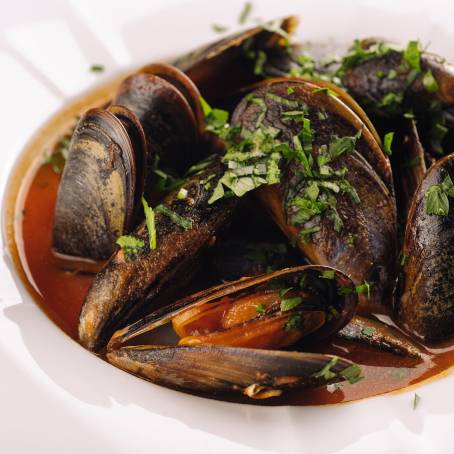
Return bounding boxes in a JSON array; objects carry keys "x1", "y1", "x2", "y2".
[
  {"x1": 107, "y1": 346, "x2": 355, "y2": 398},
  {"x1": 113, "y1": 71, "x2": 201, "y2": 173},
  {"x1": 399, "y1": 153, "x2": 454, "y2": 341},
  {"x1": 78, "y1": 159, "x2": 239, "y2": 351},
  {"x1": 231, "y1": 79, "x2": 397, "y2": 308},
  {"x1": 52, "y1": 106, "x2": 146, "y2": 261},
  {"x1": 106, "y1": 265, "x2": 359, "y2": 398},
  {"x1": 173, "y1": 16, "x2": 298, "y2": 103}
]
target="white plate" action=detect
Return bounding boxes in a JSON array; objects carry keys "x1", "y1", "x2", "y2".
[{"x1": 1, "y1": 0, "x2": 454, "y2": 452}]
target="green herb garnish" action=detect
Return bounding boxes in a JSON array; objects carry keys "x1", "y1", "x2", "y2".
[
  {"x1": 287, "y1": 86, "x2": 295, "y2": 95},
  {"x1": 177, "y1": 188, "x2": 188, "y2": 200},
  {"x1": 90, "y1": 64, "x2": 105, "y2": 73},
  {"x1": 239, "y1": 1, "x2": 253, "y2": 24},
  {"x1": 200, "y1": 96, "x2": 229, "y2": 136},
  {"x1": 340, "y1": 364, "x2": 364, "y2": 384},
  {"x1": 361, "y1": 326, "x2": 376, "y2": 337},
  {"x1": 312, "y1": 87, "x2": 338, "y2": 97},
  {"x1": 423, "y1": 70, "x2": 438, "y2": 93},
  {"x1": 425, "y1": 175, "x2": 454, "y2": 216},
  {"x1": 320, "y1": 270, "x2": 336, "y2": 280},
  {"x1": 116, "y1": 235, "x2": 144, "y2": 260},
  {"x1": 312, "y1": 356, "x2": 338, "y2": 380},
  {"x1": 280, "y1": 296, "x2": 303, "y2": 312},
  {"x1": 142, "y1": 196, "x2": 156, "y2": 250},
  {"x1": 403, "y1": 40, "x2": 421, "y2": 71},
  {"x1": 211, "y1": 24, "x2": 229, "y2": 33},
  {"x1": 256, "y1": 303, "x2": 266, "y2": 314},
  {"x1": 156, "y1": 205, "x2": 193, "y2": 230},
  {"x1": 283, "y1": 313, "x2": 303, "y2": 331},
  {"x1": 383, "y1": 132, "x2": 394, "y2": 156},
  {"x1": 413, "y1": 393, "x2": 421, "y2": 410}
]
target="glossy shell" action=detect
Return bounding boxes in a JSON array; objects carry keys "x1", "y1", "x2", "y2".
[
  {"x1": 399, "y1": 153, "x2": 454, "y2": 340},
  {"x1": 52, "y1": 106, "x2": 146, "y2": 261}
]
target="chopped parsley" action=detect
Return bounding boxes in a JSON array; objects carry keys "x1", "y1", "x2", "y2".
[
  {"x1": 177, "y1": 188, "x2": 188, "y2": 200},
  {"x1": 116, "y1": 235, "x2": 144, "y2": 260},
  {"x1": 425, "y1": 175, "x2": 454, "y2": 216},
  {"x1": 283, "y1": 313, "x2": 303, "y2": 331},
  {"x1": 383, "y1": 132, "x2": 394, "y2": 156},
  {"x1": 287, "y1": 86, "x2": 295, "y2": 95},
  {"x1": 142, "y1": 196, "x2": 156, "y2": 250},
  {"x1": 253, "y1": 50, "x2": 267, "y2": 76},
  {"x1": 256, "y1": 303, "x2": 266, "y2": 314},
  {"x1": 338, "y1": 281, "x2": 372, "y2": 300},
  {"x1": 211, "y1": 24, "x2": 229, "y2": 33},
  {"x1": 280, "y1": 296, "x2": 303, "y2": 312},
  {"x1": 312, "y1": 356, "x2": 338, "y2": 380},
  {"x1": 340, "y1": 364, "x2": 364, "y2": 384},
  {"x1": 413, "y1": 393, "x2": 421, "y2": 410},
  {"x1": 239, "y1": 1, "x2": 253, "y2": 24},
  {"x1": 403, "y1": 40, "x2": 421, "y2": 71},
  {"x1": 156, "y1": 205, "x2": 193, "y2": 230},
  {"x1": 90, "y1": 64, "x2": 105, "y2": 73},
  {"x1": 361, "y1": 326, "x2": 376, "y2": 337},
  {"x1": 200, "y1": 96, "x2": 229, "y2": 136},
  {"x1": 312, "y1": 87, "x2": 339, "y2": 97},
  {"x1": 320, "y1": 270, "x2": 335, "y2": 280},
  {"x1": 423, "y1": 70, "x2": 438, "y2": 93},
  {"x1": 43, "y1": 135, "x2": 71, "y2": 174}
]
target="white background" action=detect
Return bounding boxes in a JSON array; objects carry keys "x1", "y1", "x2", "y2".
[{"x1": 1, "y1": 1, "x2": 454, "y2": 452}]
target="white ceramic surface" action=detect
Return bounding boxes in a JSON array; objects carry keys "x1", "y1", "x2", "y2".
[{"x1": 1, "y1": 0, "x2": 454, "y2": 452}]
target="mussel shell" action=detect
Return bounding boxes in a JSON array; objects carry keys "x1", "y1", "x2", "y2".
[
  {"x1": 139, "y1": 63, "x2": 205, "y2": 136},
  {"x1": 79, "y1": 159, "x2": 239, "y2": 351},
  {"x1": 113, "y1": 73, "x2": 200, "y2": 173},
  {"x1": 52, "y1": 107, "x2": 145, "y2": 261},
  {"x1": 399, "y1": 153, "x2": 454, "y2": 340},
  {"x1": 108, "y1": 265, "x2": 358, "y2": 350},
  {"x1": 107, "y1": 346, "x2": 353, "y2": 396},
  {"x1": 173, "y1": 17, "x2": 298, "y2": 103},
  {"x1": 231, "y1": 80, "x2": 397, "y2": 308}
]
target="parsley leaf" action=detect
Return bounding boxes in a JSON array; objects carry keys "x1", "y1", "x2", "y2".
[
  {"x1": 312, "y1": 356, "x2": 338, "y2": 380},
  {"x1": 116, "y1": 235, "x2": 144, "y2": 260},
  {"x1": 425, "y1": 175, "x2": 454, "y2": 216},
  {"x1": 423, "y1": 70, "x2": 439, "y2": 93},
  {"x1": 403, "y1": 40, "x2": 421, "y2": 71},
  {"x1": 340, "y1": 364, "x2": 364, "y2": 384},
  {"x1": 142, "y1": 196, "x2": 156, "y2": 250},
  {"x1": 383, "y1": 132, "x2": 394, "y2": 156},
  {"x1": 156, "y1": 205, "x2": 193, "y2": 230},
  {"x1": 280, "y1": 296, "x2": 303, "y2": 312},
  {"x1": 283, "y1": 313, "x2": 303, "y2": 331}
]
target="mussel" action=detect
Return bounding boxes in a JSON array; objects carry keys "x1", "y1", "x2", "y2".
[
  {"x1": 226, "y1": 78, "x2": 397, "y2": 308},
  {"x1": 79, "y1": 159, "x2": 239, "y2": 351},
  {"x1": 52, "y1": 106, "x2": 147, "y2": 261},
  {"x1": 53, "y1": 64, "x2": 204, "y2": 262},
  {"x1": 399, "y1": 152, "x2": 454, "y2": 340},
  {"x1": 174, "y1": 17, "x2": 298, "y2": 104},
  {"x1": 107, "y1": 266, "x2": 362, "y2": 398}
]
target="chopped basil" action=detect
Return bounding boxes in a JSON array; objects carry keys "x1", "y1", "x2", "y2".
[
  {"x1": 383, "y1": 132, "x2": 394, "y2": 156},
  {"x1": 156, "y1": 205, "x2": 193, "y2": 230},
  {"x1": 425, "y1": 175, "x2": 454, "y2": 216},
  {"x1": 312, "y1": 356, "x2": 338, "y2": 380},
  {"x1": 256, "y1": 303, "x2": 266, "y2": 314},
  {"x1": 280, "y1": 296, "x2": 303, "y2": 312},
  {"x1": 239, "y1": 1, "x2": 252, "y2": 24},
  {"x1": 116, "y1": 235, "x2": 144, "y2": 260},
  {"x1": 90, "y1": 64, "x2": 105, "y2": 73},
  {"x1": 283, "y1": 313, "x2": 303, "y2": 331},
  {"x1": 142, "y1": 196, "x2": 157, "y2": 250}
]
